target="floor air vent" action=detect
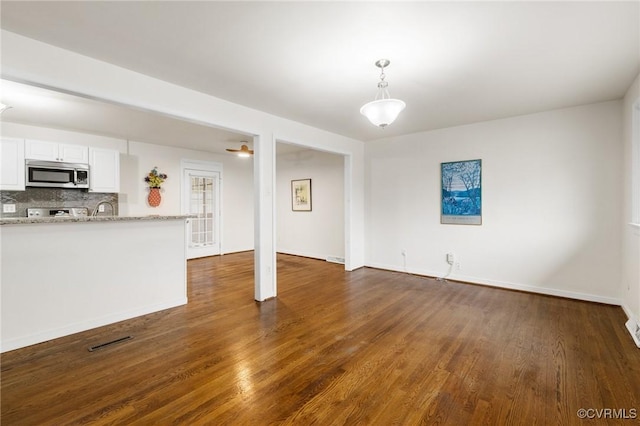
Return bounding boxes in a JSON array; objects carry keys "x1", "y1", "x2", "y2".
[{"x1": 88, "y1": 335, "x2": 133, "y2": 352}]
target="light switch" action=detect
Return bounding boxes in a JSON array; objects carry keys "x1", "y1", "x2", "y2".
[{"x1": 3, "y1": 204, "x2": 17, "y2": 213}]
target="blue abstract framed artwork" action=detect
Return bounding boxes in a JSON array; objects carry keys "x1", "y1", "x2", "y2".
[{"x1": 441, "y1": 159, "x2": 482, "y2": 225}]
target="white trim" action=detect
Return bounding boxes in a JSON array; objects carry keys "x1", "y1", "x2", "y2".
[
  {"x1": 1, "y1": 297, "x2": 187, "y2": 353},
  {"x1": 271, "y1": 134, "x2": 278, "y2": 298},
  {"x1": 365, "y1": 261, "x2": 622, "y2": 306},
  {"x1": 631, "y1": 98, "x2": 640, "y2": 225},
  {"x1": 343, "y1": 153, "x2": 353, "y2": 271},
  {"x1": 622, "y1": 303, "x2": 636, "y2": 323},
  {"x1": 625, "y1": 320, "x2": 640, "y2": 348},
  {"x1": 277, "y1": 249, "x2": 332, "y2": 261},
  {"x1": 622, "y1": 306, "x2": 640, "y2": 348},
  {"x1": 181, "y1": 159, "x2": 223, "y2": 258}
]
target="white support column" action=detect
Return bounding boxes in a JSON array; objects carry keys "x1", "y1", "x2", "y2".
[
  {"x1": 345, "y1": 144, "x2": 366, "y2": 271},
  {"x1": 253, "y1": 133, "x2": 277, "y2": 301}
]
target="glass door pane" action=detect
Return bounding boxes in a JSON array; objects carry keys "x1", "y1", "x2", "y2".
[
  {"x1": 190, "y1": 176, "x2": 216, "y2": 247},
  {"x1": 183, "y1": 167, "x2": 221, "y2": 259}
]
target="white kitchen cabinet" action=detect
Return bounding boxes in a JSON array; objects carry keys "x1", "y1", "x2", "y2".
[
  {"x1": 59, "y1": 143, "x2": 89, "y2": 163},
  {"x1": 25, "y1": 139, "x2": 89, "y2": 163},
  {"x1": 0, "y1": 138, "x2": 25, "y2": 191},
  {"x1": 89, "y1": 148, "x2": 120, "y2": 193}
]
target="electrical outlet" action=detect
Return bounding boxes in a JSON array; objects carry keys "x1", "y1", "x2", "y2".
[
  {"x1": 446, "y1": 253, "x2": 455, "y2": 265},
  {"x1": 2, "y1": 204, "x2": 16, "y2": 213},
  {"x1": 98, "y1": 204, "x2": 105, "y2": 213},
  {"x1": 455, "y1": 262, "x2": 461, "y2": 271}
]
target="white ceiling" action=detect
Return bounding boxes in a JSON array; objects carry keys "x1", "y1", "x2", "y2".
[
  {"x1": 1, "y1": 1, "x2": 639, "y2": 142},
  {"x1": 0, "y1": 79, "x2": 251, "y2": 154}
]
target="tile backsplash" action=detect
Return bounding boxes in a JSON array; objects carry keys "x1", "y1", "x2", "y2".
[{"x1": 0, "y1": 188, "x2": 118, "y2": 218}]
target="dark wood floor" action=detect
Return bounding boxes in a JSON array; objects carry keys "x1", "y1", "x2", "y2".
[{"x1": 2, "y1": 252, "x2": 639, "y2": 425}]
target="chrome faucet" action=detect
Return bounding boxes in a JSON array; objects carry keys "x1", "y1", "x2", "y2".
[{"x1": 92, "y1": 201, "x2": 115, "y2": 216}]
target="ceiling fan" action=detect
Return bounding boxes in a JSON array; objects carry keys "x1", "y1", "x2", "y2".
[{"x1": 226, "y1": 142, "x2": 253, "y2": 158}]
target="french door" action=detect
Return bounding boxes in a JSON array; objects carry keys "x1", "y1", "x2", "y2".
[{"x1": 183, "y1": 168, "x2": 221, "y2": 259}]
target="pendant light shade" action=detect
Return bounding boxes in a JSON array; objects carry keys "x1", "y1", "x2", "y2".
[
  {"x1": 360, "y1": 98, "x2": 406, "y2": 128},
  {"x1": 360, "y1": 59, "x2": 405, "y2": 128}
]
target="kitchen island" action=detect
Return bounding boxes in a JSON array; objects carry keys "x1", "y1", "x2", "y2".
[{"x1": 0, "y1": 215, "x2": 192, "y2": 352}]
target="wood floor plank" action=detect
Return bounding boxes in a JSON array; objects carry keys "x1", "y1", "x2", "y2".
[{"x1": 2, "y1": 252, "x2": 639, "y2": 425}]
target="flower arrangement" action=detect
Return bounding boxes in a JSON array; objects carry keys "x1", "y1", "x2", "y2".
[{"x1": 144, "y1": 167, "x2": 168, "y2": 188}]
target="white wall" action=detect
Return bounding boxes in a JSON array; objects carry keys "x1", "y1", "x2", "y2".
[
  {"x1": 365, "y1": 101, "x2": 623, "y2": 304},
  {"x1": 222, "y1": 155, "x2": 256, "y2": 254},
  {"x1": 276, "y1": 146, "x2": 344, "y2": 260},
  {"x1": 123, "y1": 140, "x2": 254, "y2": 254},
  {"x1": 0, "y1": 123, "x2": 255, "y2": 254},
  {"x1": 621, "y1": 72, "x2": 640, "y2": 322}
]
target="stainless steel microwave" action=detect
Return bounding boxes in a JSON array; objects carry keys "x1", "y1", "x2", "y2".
[{"x1": 26, "y1": 160, "x2": 90, "y2": 189}]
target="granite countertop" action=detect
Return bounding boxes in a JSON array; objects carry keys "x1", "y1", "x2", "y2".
[{"x1": 0, "y1": 215, "x2": 195, "y2": 225}]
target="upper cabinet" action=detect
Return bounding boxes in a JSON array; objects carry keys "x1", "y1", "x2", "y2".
[
  {"x1": 25, "y1": 139, "x2": 89, "y2": 163},
  {"x1": 89, "y1": 148, "x2": 120, "y2": 193},
  {"x1": 11, "y1": 139, "x2": 119, "y2": 193},
  {"x1": 0, "y1": 138, "x2": 26, "y2": 191},
  {"x1": 59, "y1": 143, "x2": 89, "y2": 163}
]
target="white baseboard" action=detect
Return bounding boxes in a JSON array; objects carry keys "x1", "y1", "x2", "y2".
[
  {"x1": 625, "y1": 318, "x2": 640, "y2": 348},
  {"x1": 454, "y1": 274, "x2": 622, "y2": 305},
  {"x1": 220, "y1": 247, "x2": 254, "y2": 255},
  {"x1": 621, "y1": 304, "x2": 636, "y2": 322},
  {"x1": 365, "y1": 261, "x2": 622, "y2": 306},
  {"x1": 622, "y1": 304, "x2": 640, "y2": 348},
  {"x1": 276, "y1": 249, "x2": 329, "y2": 261},
  {"x1": 0, "y1": 297, "x2": 188, "y2": 353}
]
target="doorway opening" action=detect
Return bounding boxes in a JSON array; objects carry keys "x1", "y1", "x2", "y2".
[{"x1": 275, "y1": 141, "x2": 346, "y2": 267}]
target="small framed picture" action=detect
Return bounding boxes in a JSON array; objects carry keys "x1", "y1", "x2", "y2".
[{"x1": 291, "y1": 179, "x2": 312, "y2": 211}]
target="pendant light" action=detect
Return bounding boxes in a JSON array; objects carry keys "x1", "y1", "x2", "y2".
[{"x1": 360, "y1": 59, "x2": 406, "y2": 128}]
